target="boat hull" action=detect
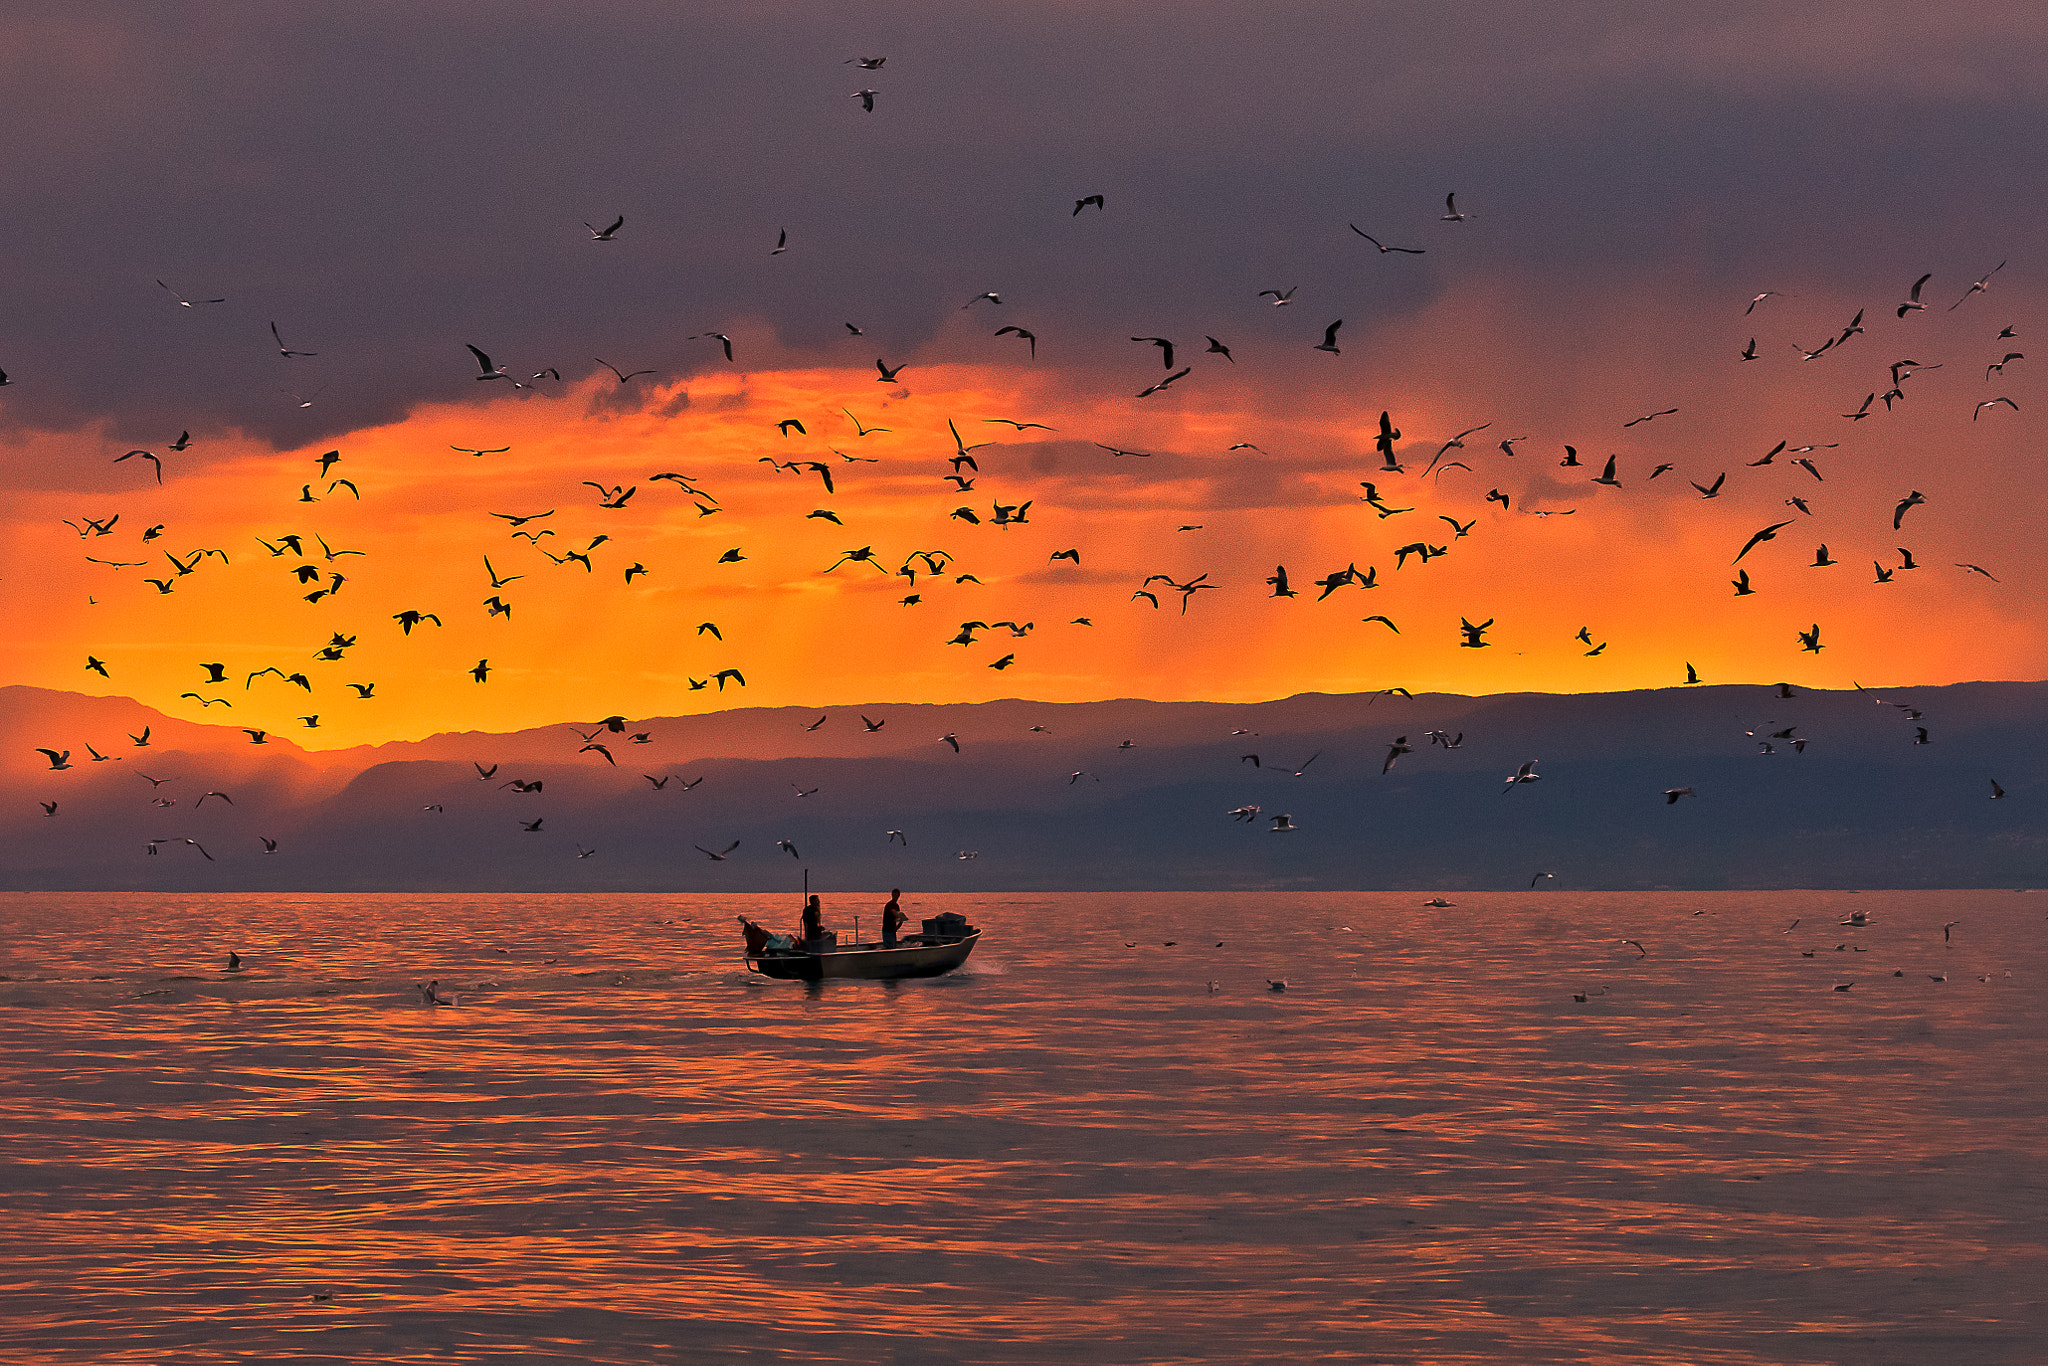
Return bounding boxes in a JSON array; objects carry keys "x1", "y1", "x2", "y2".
[{"x1": 745, "y1": 932, "x2": 979, "y2": 981}]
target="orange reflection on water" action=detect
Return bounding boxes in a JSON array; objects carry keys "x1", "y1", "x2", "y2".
[{"x1": 1, "y1": 889, "x2": 2044, "y2": 1361}]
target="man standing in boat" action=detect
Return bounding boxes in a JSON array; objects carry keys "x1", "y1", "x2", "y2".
[
  {"x1": 882, "y1": 889, "x2": 906, "y2": 948},
  {"x1": 801, "y1": 895, "x2": 824, "y2": 947}
]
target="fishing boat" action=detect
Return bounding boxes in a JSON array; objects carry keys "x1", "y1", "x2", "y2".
[
  {"x1": 743, "y1": 928, "x2": 981, "y2": 981},
  {"x1": 741, "y1": 889, "x2": 981, "y2": 981}
]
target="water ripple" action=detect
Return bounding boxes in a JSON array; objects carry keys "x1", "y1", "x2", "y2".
[{"x1": 0, "y1": 890, "x2": 2042, "y2": 1362}]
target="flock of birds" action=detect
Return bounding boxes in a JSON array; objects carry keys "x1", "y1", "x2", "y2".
[{"x1": 13, "y1": 50, "x2": 2033, "y2": 887}]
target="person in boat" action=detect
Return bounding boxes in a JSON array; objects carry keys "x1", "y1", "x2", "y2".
[
  {"x1": 882, "y1": 889, "x2": 906, "y2": 948},
  {"x1": 738, "y1": 916, "x2": 771, "y2": 955},
  {"x1": 801, "y1": 895, "x2": 824, "y2": 945}
]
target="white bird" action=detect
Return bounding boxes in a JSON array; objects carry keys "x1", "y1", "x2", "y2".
[
  {"x1": 1897, "y1": 272, "x2": 1931, "y2": 316},
  {"x1": 270, "y1": 321, "x2": 316, "y2": 358},
  {"x1": 467, "y1": 344, "x2": 510, "y2": 381},
  {"x1": 158, "y1": 279, "x2": 224, "y2": 308},
  {"x1": 1949, "y1": 260, "x2": 2005, "y2": 310}
]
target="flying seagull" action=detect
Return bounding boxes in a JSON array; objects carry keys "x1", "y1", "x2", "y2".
[
  {"x1": 158, "y1": 279, "x2": 225, "y2": 307},
  {"x1": 1949, "y1": 260, "x2": 2005, "y2": 310},
  {"x1": 596, "y1": 358, "x2": 655, "y2": 384},
  {"x1": 269, "y1": 322, "x2": 316, "y2": 358},
  {"x1": 1734, "y1": 520, "x2": 1795, "y2": 564},
  {"x1": 1897, "y1": 272, "x2": 1932, "y2": 316},
  {"x1": 1349, "y1": 225, "x2": 1424, "y2": 254},
  {"x1": 1136, "y1": 367, "x2": 1190, "y2": 398},
  {"x1": 1131, "y1": 336, "x2": 1175, "y2": 369},
  {"x1": 466, "y1": 344, "x2": 510, "y2": 381},
  {"x1": 114, "y1": 450, "x2": 162, "y2": 483}
]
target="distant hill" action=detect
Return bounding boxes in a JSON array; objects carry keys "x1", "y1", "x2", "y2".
[{"x1": 3, "y1": 681, "x2": 2044, "y2": 890}]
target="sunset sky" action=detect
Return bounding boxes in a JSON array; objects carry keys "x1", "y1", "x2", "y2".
[{"x1": 5, "y1": 3, "x2": 2048, "y2": 747}]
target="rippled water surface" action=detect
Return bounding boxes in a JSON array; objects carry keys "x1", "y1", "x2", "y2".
[{"x1": 1, "y1": 889, "x2": 2044, "y2": 1363}]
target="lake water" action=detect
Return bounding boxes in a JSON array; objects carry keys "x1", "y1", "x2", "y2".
[{"x1": 0, "y1": 889, "x2": 2043, "y2": 1364}]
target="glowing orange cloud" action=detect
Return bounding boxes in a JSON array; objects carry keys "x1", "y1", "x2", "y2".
[{"x1": 3, "y1": 273, "x2": 2042, "y2": 748}]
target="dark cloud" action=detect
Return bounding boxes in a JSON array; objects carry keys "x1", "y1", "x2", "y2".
[{"x1": 2, "y1": 1, "x2": 2045, "y2": 459}]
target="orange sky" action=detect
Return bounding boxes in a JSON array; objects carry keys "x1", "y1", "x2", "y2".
[
  {"x1": 5, "y1": 273, "x2": 2043, "y2": 748},
  {"x1": 7, "y1": 7, "x2": 2048, "y2": 751}
]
